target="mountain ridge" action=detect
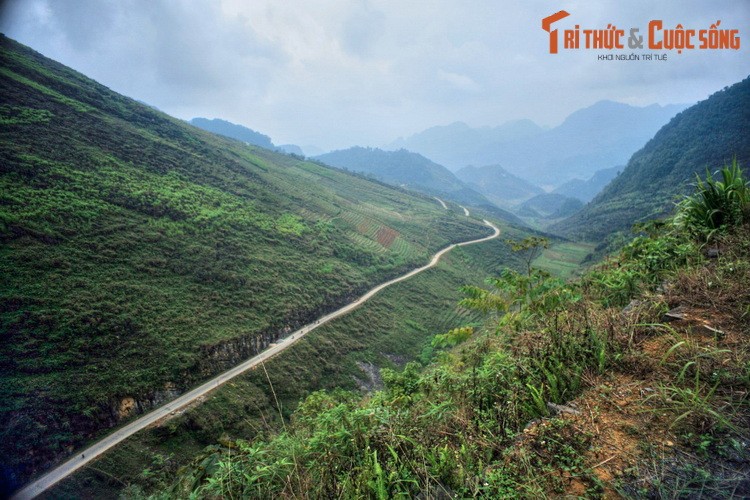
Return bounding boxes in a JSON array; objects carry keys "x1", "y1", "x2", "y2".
[
  {"x1": 551, "y1": 76, "x2": 750, "y2": 241},
  {"x1": 392, "y1": 101, "x2": 687, "y2": 185}
]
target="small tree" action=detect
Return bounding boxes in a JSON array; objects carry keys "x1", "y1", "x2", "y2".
[{"x1": 506, "y1": 236, "x2": 549, "y2": 276}]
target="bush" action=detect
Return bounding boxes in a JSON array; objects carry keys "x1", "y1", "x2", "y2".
[{"x1": 676, "y1": 159, "x2": 749, "y2": 241}]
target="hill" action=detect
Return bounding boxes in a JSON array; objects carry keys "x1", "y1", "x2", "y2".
[
  {"x1": 455, "y1": 164, "x2": 544, "y2": 208},
  {"x1": 388, "y1": 119, "x2": 543, "y2": 171},
  {"x1": 153, "y1": 167, "x2": 750, "y2": 499},
  {"x1": 188, "y1": 117, "x2": 274, "y2": 149},
  {"x1": 552, "y1": 166, "x2": 621, "y2": 203},
  {"x1": 394, "y1": 102, "x2": 686, "y2": 185},
  {"x1": 315, "y1": 147, "x2": 493, "y2": 208},
  {"x1": 0, "y1": 34, "x2": 493, "y2": 493},
  {"x1": 552, "y1": 77, "x2": 750, "y2": 241},
  {"x1": 517, "y1": 193, "x2": 584, "y2": 219}
]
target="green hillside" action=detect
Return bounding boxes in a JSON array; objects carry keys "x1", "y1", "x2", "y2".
[
  {"x1": 552, "y1": 77, "x2": 750, "y2": 241},
  {"x1": 315, "y1": 147, "x2": 494, "y2": 209},
  {"x1": 152, "y1": 165, "x2": 750, "y2": 499},
  {"x1": 0, "y1": 34, "x2": 492, "y2": 491}
]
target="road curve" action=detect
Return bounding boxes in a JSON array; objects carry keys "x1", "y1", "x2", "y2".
[
  {"x1": 12, "y1": 219, "x2": 500, "y2": 500},
  {"x1": 459, "y1": 205, "x2": 470, "y2": 217},
  {"x1": 434, "y1": 197, "x2": 448, "y2": 210}
]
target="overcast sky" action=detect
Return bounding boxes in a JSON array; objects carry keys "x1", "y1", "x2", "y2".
[{"x1": 1, "y1": 0, "x2": 748, "y2": 151}]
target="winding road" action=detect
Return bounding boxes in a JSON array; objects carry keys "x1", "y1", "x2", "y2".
[
  {"x1": 434, "y1": 197, "x2": 448, "y2": 209},
  {"x1": 12, "y1": 218, "x2": 500, "y2": 500}
]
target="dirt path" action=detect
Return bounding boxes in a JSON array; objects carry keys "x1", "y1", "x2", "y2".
[
  {"x1": 434, "y1": 197, "x2": 448, "y2": 209},
  {"x1": 12, "y1": 220, "x2": 500, "y2": 500},
  {"x1": 459, "y1": 205, "x2": 470, "y2": 216}
]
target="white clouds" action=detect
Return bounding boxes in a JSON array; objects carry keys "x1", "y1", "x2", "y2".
[{"x1": 1, "y1": 0, "x2": 748, "y2": 150}]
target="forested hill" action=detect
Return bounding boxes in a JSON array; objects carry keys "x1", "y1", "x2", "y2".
[
  {"x1": 552, "y1": 76, "x2": 750, "y2": 241},
  {"x1": 314, "y1": 147, "x2": 517, "y2": 218},
  {"x1": 0, "y1": 34, "x2": 492, "y2": 493},
  {"x1": 189, "y1": 117, "x2": 274, "y2": 149}
]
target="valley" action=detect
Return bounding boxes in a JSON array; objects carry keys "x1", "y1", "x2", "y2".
[{"x1": 1, "y1": 6, "x2": 748, "y2": 497}]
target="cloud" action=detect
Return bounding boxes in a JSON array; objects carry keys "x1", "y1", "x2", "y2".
[{"x1": 1, "y1": 0, "x2": 748, "y2": 150}]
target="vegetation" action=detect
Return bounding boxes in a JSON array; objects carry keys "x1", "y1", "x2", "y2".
[
  {"x1": 553, "y1": 77, "x2": 750, "y2": 242},
  {"x1": 0, "y1": 34, "x2": 494, "y2": 494},
  {"x1": 45, "y1": 235, "x2": 527, "y2": 498},
  {"x1": 147, "y1": 164, "x2": 750, "y2": 498},
  {"x1": 188, "y1": 117, "x2": 275, "y2": 149},
  {"x1": 314, "y1": 147, "x2": 506, "y2": 212},
  {"x1": 676, "y1": 159, "x2": 750, "y2": 241},
  {"x1": 455, "y1": 163, "x2": 543, "y2": 209}
]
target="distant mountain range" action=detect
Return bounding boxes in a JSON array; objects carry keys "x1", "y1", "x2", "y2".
[
  {"x1": 552, "y1": 166, "x2": 621, "y2": 203},
  {"x1": 391, "y1": 101, "x2": 687, "y2": 186},
  {"x1": 388, "y1": 119, "x2": 542, "y2": 172},
  {"x1": 517, "y1": 193, "x2": 583, "y2": 220},
  {"x1": 552, "y1": 76, "x2": 750, "y2": 241},
  {"x1": 454, "y1": 164, "x2": 543, "y2": 208}
]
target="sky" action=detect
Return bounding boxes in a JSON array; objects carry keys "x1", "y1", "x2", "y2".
[{"x1": 1, "y1": 0, "x2": 748, "y2": 152}]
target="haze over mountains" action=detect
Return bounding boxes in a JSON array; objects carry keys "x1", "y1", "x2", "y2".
[
  {"x1": 453, "y1": 164, "x2": 544, "y2": 209},
  {"x1": 552, "y1": 76, "x2": 750, "y2": 241},
  {"x1": 390, "y1": 101, "x2": 687, "y2": 186}
]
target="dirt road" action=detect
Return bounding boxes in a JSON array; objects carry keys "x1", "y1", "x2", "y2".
[{"x1": 12, "y1": 219, "x2": 500, "y2": 500}]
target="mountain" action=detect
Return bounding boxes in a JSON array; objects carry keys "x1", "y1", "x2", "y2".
[
  {"x1": 388, "y1": 119, "x2": 543, "y2": 171},
  {"x1": 277, "y1": 144, "x2": 305, "y2": 156},
  {"x1": 517, "y1": 193, "x2": 584, "y2": 220},
  {"x1": 455, "y1": 164, "x2": 544, "y2": 208},
  {"x1": 189, "y1": 117, "x2": 274, "y2": 149},
  {"x1": 551, "y1": 76, "x2": 750, "y2": 241},
  {"x1": 552, "y1": 166, "x2": 621, "y2": 203},
  {"x1": 315, "y1": 147, "x2": 493, "y2": 208},
  {"x1": 394, "y1": 102, "x2": 687, "y2": 185},
  {"x1": 0, "y1": 34, "x2": 494, "y2": 493}
]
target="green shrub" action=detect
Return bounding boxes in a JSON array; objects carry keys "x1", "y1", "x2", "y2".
[{"x1": 676, "y1": 159, "x2": 749, "y2": 240}]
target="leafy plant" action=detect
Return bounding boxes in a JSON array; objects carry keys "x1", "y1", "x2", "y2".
[{"x1": 676, "y1": 159, "x2": 749, "y2": 240}]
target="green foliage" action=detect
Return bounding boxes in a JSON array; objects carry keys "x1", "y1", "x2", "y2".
[
  {"x1": 505, "y1": 236, "x2": 549, "y2": 275},
  {"x1": 553, "y1": 76, "x2": 750, "y2": 242},
  {"x1": 431, "y1": 326, "x2": 474, "y2": 349},
  {"x1": 159, "y1": 181, "x2": 749, "y2": 499},
  {"x1": 585, "y1": 221, "x2": 701, "y2": 307},
  {"x1": 0, "y1": 33, "x2": 498, "y2": 486},
  {"x1": 676, "y1": 159, "x2": 749, "y2": 241}
]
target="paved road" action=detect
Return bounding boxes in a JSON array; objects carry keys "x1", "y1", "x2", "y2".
[
  {"x1": 12, "y1": 219, "x2": 500, "y2": 500},
  {"x1": 434, "y1": 197, "x2": 448, "y2": 209},
  {"x1": 459, "y1": 205, "x2": 470, "y2": 216}
]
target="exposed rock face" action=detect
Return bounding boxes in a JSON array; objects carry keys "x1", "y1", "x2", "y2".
[
  {"x1": 354, "y1": 361, "x2": 384, "y2": 392},
  {"x1": 117, "y1": 397, "x2": 137, "y2": 420}
]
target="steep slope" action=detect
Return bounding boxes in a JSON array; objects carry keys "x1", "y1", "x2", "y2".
[
  {"x1": 315, "y1": 147, "x2": 491, "y2": 208},
  {"x1": 0, "y1": 34, "x2": 492, "y2": 491},
  {"x1": 394, "y1": 102, "x2": 685, "y2": 185},
  {"x1": 455, "y1": 164, "x2": 544, "y2": 208},
  {"x1": 189, "y1": 117, "x2": 274, "y2": 149},
  {"x1": 552, "y1": 77, "x2": 750, "y2": 241},
  {"x1": 552, "y1": 166, "x2": 621, "y2": 203}
]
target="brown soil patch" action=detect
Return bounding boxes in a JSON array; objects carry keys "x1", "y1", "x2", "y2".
[{"x1": 375, "y1": 226, "x2": 399, "y2": 248}]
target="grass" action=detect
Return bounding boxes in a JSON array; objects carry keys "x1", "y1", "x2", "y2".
[
  {"x1": 532, "y1": 241, "x2": 596, "y2": 278},
  {"x1": 42, "y1": 230, "x2": 525, "y2": 497},
  {"x1": 0, "y1": 34, "x2": 496, "y2": 495}
]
